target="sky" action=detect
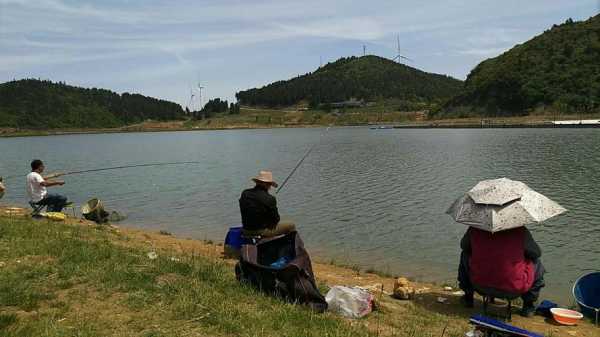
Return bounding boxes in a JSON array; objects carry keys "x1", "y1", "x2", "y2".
[{"x1": 0, "y1": 0, "x2": 598, "y2": 109}]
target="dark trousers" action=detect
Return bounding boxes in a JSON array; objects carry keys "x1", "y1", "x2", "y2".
[
  {"x1": 38, "y1": 194, "x2": 68, "y2": 212},
  {"x1": 458, "y1": 251, "x2": 545, "y2": 304}
]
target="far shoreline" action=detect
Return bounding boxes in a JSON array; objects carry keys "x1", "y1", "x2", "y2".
[{"x1": 2, "y1": 115, "x2": 600, "y2": 138}]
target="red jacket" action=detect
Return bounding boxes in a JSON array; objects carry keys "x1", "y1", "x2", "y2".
[{"x1": 467, "y1": 227, "x2": 536, "y2": 294}]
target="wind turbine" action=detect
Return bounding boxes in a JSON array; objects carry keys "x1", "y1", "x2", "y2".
[
  {"x1": 197, "y1": 84, "x2": 204, "y2": 110},
  {"x1": 187, "y1": 89, "x2": 195, "y2": 112},
  {"x1": 392, "y1": 34, "x2": 412, "y2": 64}
]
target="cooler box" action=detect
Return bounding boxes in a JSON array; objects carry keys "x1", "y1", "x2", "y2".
[{"x1": 224, "y1": 226, "x2": 244, "y2": 258}]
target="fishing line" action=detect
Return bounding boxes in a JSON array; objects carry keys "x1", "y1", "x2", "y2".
[
  {"x1": 276, "y1": 127, "x2": 330, "y2": 194},
  {"x1": 2, "y1": 161, "x2": 203, "y2": 180},
  {"x1": 63, "y1": 161, "x2": 203, "y2": 176}
]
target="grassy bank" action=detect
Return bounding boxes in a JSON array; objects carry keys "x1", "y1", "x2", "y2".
[
  {"x1": 0, "y1": 216, "x2": 371, "y2": 337},
  {"x1": 1, "y1": 211, "x2": 598, "y2": 337}
]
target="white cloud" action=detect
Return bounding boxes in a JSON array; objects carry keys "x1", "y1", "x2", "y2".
[{"x1": 0, "y1": 0, "x2": 597, "y2": 104}]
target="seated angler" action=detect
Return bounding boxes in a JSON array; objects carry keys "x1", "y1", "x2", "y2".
[
  {"x1": 239, "y1": 170, "x2": 295, "y2": 238},
  {"x1": 26, "y1": 159, "x2": 69, "y2": 213},
  {"x1": 458, "y1": 226, "x2": 546, "y2": 317}
]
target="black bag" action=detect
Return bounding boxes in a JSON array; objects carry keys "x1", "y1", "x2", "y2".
[{"x1": 235, "y1": 231, "x2": 327, "y2": 312}]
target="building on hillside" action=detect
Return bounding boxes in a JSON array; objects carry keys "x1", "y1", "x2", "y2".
[{"x1": 330, "y1": 98, "x2": 366, "y2": 108}]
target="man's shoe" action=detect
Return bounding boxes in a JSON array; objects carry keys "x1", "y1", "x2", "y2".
[
  {"x1": 460, "y1": 294, "x2": 474, "y2": 308},
  {"x1": 520, "y1": 302, "x2": 536, "y2": 317}
]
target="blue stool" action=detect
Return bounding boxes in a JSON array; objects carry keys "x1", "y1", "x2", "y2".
[{"x1": 225, "y1": 226, "x2": 254, "y2": 258}]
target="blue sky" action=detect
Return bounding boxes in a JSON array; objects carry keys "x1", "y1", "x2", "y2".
[{"x1": 0, "y1": 0, "x2": 598, "y2": 108}]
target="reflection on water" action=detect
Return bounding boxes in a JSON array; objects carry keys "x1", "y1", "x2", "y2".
[{"x1": 1, "y1": 128, "x2": 599, "y2": 302}]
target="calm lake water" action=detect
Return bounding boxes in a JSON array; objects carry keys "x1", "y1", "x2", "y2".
[{"x1": 1, "y1": 128, "x2": 599, "y2": 303}]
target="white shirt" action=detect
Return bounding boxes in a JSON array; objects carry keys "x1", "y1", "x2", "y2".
[{"x1": 26, "y1": 172, "x2": 47, "y2": 202}]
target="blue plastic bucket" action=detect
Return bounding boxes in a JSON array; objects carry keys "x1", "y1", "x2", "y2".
[
  {"x1": 224, "y1": 226, "x2": 244, "y2": 257},
  {"x1": 573, "y1": 272, "x2": 600, "y2": 325}
]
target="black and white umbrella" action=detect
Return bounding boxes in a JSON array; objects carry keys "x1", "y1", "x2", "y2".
[{"x1": 447, "y1": 178, "x2": 567, "y2": 233}]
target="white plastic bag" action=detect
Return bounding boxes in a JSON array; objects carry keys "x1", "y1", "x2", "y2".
[{"x1": 325, "y1": 286, "x2": 374, "y2": 319}]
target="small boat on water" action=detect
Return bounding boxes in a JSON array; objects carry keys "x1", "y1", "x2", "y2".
[{"x1": 369, "y1": 125, "x2": 394, "y2": 130}]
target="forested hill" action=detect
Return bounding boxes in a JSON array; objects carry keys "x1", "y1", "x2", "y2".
[
  {"x1": 440, "y1": 15, "x2": 600, "y2": 117},
  {"x1": 0, "y1": 79, "x2": 184, "y2": 128},
  {"x1": 236, "y1": 56, "x2": 463, "y2": 107}
]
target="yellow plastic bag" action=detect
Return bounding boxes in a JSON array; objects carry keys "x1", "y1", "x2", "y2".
[{"x1": 44, "y1": 212, "x2": 66, "y2": 221}]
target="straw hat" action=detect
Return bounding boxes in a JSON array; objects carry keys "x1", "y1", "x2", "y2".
[{"x1": 252, "y1": 170, "x2": 278, "y2": 187}]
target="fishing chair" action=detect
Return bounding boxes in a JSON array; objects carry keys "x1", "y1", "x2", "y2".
[
  {"x1": 62, "y1": 202, "x2": 76, "y2": 217},
  {"x1": 29, "y1": 201, "x2": 75, "y2": 217},
  {"x1": 474, "y1": 285, "x2": 521, "y2": 321},
  {"x1": 29, "y1": 201, "x2": 47, "y2": 216}
]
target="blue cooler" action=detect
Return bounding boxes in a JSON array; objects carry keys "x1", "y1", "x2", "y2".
[{"x1": 224, "y1": 226, "x2": 244, "y2": 258}]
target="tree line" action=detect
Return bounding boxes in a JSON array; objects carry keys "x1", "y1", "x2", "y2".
[
  {"x1": 0, "y1": 79, "x2": 185, "y2": 128},
  {"x1": 188, "y1": 98, "x2": 240, "y2": 119},
  {"x1": 438, "y1": 15, "x2": 600, "y2": 117},
  {"x1": 235, "y1": 55, "x2": 463, "y2": 108}
]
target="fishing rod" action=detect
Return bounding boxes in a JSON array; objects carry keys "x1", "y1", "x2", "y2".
[
  {"x1": 62, "y1": 161, "x2": 202, "y2": 176},
  {"x1": 275, "y1": 145, "x2": 316, "y2": 194},
  {"x1": 2, "y1": 161, "x2": 203, "y2": 180},
  {"x1": 276, "y1": 127, "x2": 330, "y2": 194}
]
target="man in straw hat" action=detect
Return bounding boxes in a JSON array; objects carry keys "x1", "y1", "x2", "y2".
[{"x1": 239, "y1": 170, "x2": 296, "y2": 237}]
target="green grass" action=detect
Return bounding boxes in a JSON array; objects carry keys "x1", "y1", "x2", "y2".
[
  {"x1": 0, "y1": 217, "x2": 372, "y2": 337},
  {"x1": 1, "y1": 216, "x2": 580, "y2": 337}
]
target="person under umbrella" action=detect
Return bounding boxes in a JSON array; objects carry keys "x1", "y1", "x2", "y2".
[{"x1": 447, "y1": 178, "x2": 567, "y2": 317}]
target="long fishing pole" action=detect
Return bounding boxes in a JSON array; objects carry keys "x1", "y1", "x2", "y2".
[
  {"x1": 276, "y1": 127, "x2": 330, "y2": 194},
  {"x1": 2, "y1": 161, "x2": 203, "y2": 180},
  {"x1": 275, "y1": 145, "x2": 316, "y2": 194},
  {"x1": 62, "y1": 161, "x2": 202, "y2": 176}
]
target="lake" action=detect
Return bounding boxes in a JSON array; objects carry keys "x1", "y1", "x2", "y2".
[{"x1": 1, "y1": 128, "x2": 599, "y2": 303}]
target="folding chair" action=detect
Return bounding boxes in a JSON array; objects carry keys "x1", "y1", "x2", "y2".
[
  {"x1": 474, "y1": 285, "x2": 521, "y2": 321},
  {"x1": 29, "y1": 201, "x2": 47, "y2": 216}
]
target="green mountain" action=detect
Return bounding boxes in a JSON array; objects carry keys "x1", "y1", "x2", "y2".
[
  {"x1": 0, "y1": 79, "x2": 184, "y2": 129},
  {"x1": 440, "y1": 16, "x2": 600, "y2": 117},
  {"x1": 235, "y1": 55, "x2": 463, "y2": 108}
]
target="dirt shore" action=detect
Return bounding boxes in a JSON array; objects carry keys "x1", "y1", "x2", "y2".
[{"x1": 1, "y1": 205, "x2": 597, "y2": 336}]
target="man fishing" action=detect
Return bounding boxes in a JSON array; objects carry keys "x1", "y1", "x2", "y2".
[
  {"x1": 26, "y1": 159, "x2": 69, "y2": 212},
  {"x1": 239, "y1": 170, "x2": 295, "y2": 237}
]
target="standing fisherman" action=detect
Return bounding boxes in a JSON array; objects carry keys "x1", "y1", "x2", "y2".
[
  {"x1": 239, "y1": 170, "x2": 296, "y2": 237},
  {"x1": 26, "y1": 159, "x2": 69, "y2": 212}
]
